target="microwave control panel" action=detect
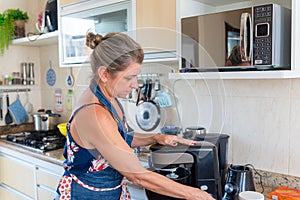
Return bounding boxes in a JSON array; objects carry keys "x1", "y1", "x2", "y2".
[{"x1": 253, "y1": 4, "x2": 273, "y2": 66}]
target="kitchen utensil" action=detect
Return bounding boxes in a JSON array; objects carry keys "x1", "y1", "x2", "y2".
[
  {"x1": 28, "y1": 62, "x2": 35, "y2": 85},
  {"x1": 57, "y1": 122, "x2": 67, "y2": 137},
  {"x1": 21, "y1": 62, "x2": 27, "y2": 85},
  {"x1": 136, "y1": 79, "x2": 144, "y2": 106},
  {"x1": 31, "y1": 109, "x2": 61, "y2": 131},
  {"x1": 8, "y1": 94, "x2": 28, "y2": 125},
  {"x1": 46, "y1": 60, "x2": 56, "y2": 86},
  {"x1": 24, "y1": 90, "x2": 33, "y2": 113},
  {"x1": 66, "y1": 67, "x2": 74, "y2": 87},
  {"x1": 136, "y1": 79, "x2": 160, "y2": 131},
  {"x1": 0, "y1": 93, "x2": 3, "y2": 121},
  {"x1": 4, "y1": 94, "x2": 13, "y2": 125}
]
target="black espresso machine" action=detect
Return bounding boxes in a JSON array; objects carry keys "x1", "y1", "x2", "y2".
[{"x1": 146, "y1": 141, "x2": 223, "y2": 200}]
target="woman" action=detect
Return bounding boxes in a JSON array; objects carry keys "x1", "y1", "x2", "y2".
[{"x1": 55, "y1": 32, "x2": 214, "y2": 200}]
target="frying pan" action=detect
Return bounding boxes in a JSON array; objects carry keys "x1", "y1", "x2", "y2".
[{"x1": 136, "y1": 79, "x2": 160, "y2": 131}]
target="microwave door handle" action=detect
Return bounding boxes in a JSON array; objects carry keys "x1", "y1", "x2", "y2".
[{"x1": 240, "y1": 13, "x2": 252, "y2": 61}]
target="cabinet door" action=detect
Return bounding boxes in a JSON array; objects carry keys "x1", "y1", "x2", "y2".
[
  {"x1": 136, "y1": 0, "x2": 176, "y2": 52},
  {"x1": 36, "y1": 166, "x2": 61, "y2": 190},
  {"x1": 0, "y1": 154, "x2": 35, "y2": 198},
  {"x1": 37, "y1": 186, "x2": 57, "y2": 200},
  {"x1": 0, "y1": 186, "x2": 26, "y2": 200}
]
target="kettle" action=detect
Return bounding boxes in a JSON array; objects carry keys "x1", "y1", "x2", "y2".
[{"x1": 222, "y1": 164, "x2": 255, "y2": 200}]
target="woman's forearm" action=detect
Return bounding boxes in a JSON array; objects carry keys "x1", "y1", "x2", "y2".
[
  {"x1": 131, "y1": 133, "x2": 161, "y2": 147},
  {"x1": 123, "y1": 170, "x2": 209, "y2": 200}
]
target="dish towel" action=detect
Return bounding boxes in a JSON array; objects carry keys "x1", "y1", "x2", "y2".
[{"x1": 8, "y1": 96, "x2": 28, "y2": 125}]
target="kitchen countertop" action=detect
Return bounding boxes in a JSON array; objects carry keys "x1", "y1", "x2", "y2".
[
  {"x1": 0, "y1": 139, "x2": 65, "y2": 166},
  {"x1": 0, "y1": 139, "x2": 150, "y2": 167}
]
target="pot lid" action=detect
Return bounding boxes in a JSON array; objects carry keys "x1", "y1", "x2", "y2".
[{"x1": 135, "y1": 102, "x2": 160, "y2": 131}]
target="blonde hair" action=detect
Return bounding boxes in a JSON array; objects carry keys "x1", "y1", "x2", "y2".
[{"x1": 86, "y1": 32, "x2": 144, "y2": 81}]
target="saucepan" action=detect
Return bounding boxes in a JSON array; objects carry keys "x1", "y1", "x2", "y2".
[
  {"x1": 135, "y1": 78, "x2": 160, "y2": 131},
  {"x1": 32, "y1": 109, "x2": 61, "y2": 131}
]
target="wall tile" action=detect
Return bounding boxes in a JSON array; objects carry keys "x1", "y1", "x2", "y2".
[
  {"x1": 289, "y1": 98, "x2": 300, "y2": 176},
  {"x1": 230, "y1": 96, "x2": 290, "y2": 173}
]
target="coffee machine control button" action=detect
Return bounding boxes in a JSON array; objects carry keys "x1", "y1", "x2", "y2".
[
  {"x1": 200, "y1": 185, "x2": 208, "y2": 191},
  {"x1": 224, "y1": 182, "x2": 238, "y2": 194}
]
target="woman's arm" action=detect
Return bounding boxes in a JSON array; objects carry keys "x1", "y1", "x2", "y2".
[
  {"x1": 72, "y1": 106, "x2": 212, "y2": 200},
  {"x1": 131, "y1": 132, "x2": 197, "y2": 148},
  {"x1": 121, "y1": 170, "x2": 214, "y2": 200}
]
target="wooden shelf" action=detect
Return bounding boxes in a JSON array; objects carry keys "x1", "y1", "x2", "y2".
[{"x1": 11, "y1": 31, "x2": 58, "y2": 47}]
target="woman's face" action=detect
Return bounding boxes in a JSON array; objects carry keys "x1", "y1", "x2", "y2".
[{"x1": 106, "y1": 62, "x2": 141, "y2": 99}]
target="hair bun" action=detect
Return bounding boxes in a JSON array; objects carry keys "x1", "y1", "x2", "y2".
[{"x1": 86, "y1": 32, "x2": 103, "y2": 49}]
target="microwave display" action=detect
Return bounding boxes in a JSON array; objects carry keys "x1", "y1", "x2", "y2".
[{"x1": 256, "y1": 23, "x2": 269, "y2": 37}]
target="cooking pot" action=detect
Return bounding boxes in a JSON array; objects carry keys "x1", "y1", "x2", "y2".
[
  {"x1": 183, "y1": 126, "x2": 206, "y2": 139},
  {"x1": 145, "y1": 167, "x2": 191, "y2": 200},
  {"x1": 31, "y1": 110, "x2": 61, "y2": 131}
]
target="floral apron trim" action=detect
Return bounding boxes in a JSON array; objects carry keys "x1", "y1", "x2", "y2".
[{"x1": 58, "y1": 175, "x2": 130, "y2": 200}]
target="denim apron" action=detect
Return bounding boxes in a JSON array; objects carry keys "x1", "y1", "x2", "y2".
[{"x1": 55, "y1": 80, "x2": 134, "y2": 200}]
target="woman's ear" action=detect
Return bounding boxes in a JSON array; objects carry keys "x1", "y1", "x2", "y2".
[{"x1": 97, "y1": 66, "x2": 109, "y2": 83}]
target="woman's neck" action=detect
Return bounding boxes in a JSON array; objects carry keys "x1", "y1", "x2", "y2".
[{"x1": 98, "y1": 81, "x2": 114, "y2": 102}]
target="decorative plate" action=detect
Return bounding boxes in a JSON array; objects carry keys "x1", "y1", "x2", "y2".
[{"x1": 46, "y1": 68, "x2": 56, "y2": 86}]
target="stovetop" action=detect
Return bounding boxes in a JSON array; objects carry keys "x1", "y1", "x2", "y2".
[{"x1": 0, "y1": 130, "x2": 66, "y2": 153}]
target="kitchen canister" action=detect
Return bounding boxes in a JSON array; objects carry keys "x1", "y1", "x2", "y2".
[{"x1": 239, "y1": 191, "x2": 264, "y2": 200}]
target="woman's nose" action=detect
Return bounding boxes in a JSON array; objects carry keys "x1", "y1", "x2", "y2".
[{"x1": 131, "y1": 79, "x2": 138, "y2": 89}]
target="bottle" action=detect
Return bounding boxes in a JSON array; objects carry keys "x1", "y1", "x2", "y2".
[
  {"x1": 66, "y1": 89, "x2": 74, "y2": 111},
  {"x1": 54, "y1": 88, "x2": 63, "y2": 112}
]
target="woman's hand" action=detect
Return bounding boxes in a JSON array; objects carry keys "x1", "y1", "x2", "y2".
[
  {"x1": 154, "y1": 134, "x2": 196, "y2": 146},
  {"x1": 187, "y1": 188, "x2": 215, "y2": 200}
]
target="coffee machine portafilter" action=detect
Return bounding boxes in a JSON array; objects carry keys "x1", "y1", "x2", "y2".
[{"x1": 147, "y1": 141, "x2": 222, "y2": 200}]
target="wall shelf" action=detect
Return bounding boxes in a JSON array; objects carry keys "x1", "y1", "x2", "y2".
[
  {"x1": 11, "y1": 31, "x2": 58, "y2": 47},
  {"x1": 169, "y1": 70, "x2": 300, "y2": 80}
]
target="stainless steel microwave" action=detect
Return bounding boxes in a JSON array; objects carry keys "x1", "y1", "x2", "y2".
[{"x1": 181, "y1": 4, "x2": 291, "y2": 72}]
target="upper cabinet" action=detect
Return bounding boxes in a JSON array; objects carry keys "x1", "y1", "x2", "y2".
[
  {"x1": 134, "y1": 0, "x2": 177, "y2": 57},
  {"x1": 170, "y1": 0, "x2": 300, "y2": 79},
  {"x1": 59, "y1": 0, "x2": 131, "y2": 67}
]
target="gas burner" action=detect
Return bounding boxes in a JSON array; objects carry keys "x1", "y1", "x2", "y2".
[{"x1": 1, "y1": 130, "x2": 66, "y2": 152}]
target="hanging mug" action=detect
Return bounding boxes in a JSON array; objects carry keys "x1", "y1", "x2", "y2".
[{"x1": 36, "y1": 11, "x2": 48, "y2": 33}]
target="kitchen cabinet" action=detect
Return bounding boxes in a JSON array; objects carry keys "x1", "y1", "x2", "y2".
[
  {"x1": 0, "y1": 146, "x2": 64, "y2": 200},
  {"x1": 59, "y1": 0, "x2": 131, "y2": 67},
  {"x1": 0, "y1": 153, "x2": 35, "y2": 199},
  {"x1": 169, "y1": 0, "x2": 300, "y2": 79},
  {"x1": 36, "y1": 165, "x2": 62, "y2": 199},
  {"x1": 135, "y1": 0, "x2": 176, "y2": 53}
]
